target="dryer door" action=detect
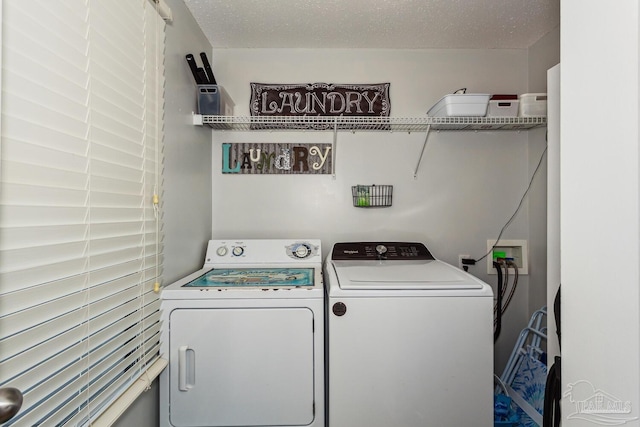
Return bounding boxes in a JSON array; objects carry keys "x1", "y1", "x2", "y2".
[{"x1": 168, "y1": 308, "x2": 315, "y2": 427}]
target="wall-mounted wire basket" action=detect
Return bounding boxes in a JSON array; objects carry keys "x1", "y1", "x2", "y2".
[{"x1": 352, "y1": 185, "x2": 393, "y2": 208}]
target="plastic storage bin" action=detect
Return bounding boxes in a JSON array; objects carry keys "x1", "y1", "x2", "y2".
[
  {"x1": 427, "y1": 93, "x2": 490, "y2": 117},
  {"x1": 518, "y1": 93, "x2": 547, "y2": 117},
  {"x1": 487, "y1": 95, "x2": 519, "y2": 117},
  {"x1": 197, "y1": 85, "x2": 234, "y2": 116}
]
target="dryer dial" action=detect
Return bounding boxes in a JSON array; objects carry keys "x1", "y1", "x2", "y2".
[
  {"x1": 232, "y1": 246, "x2": 244, "y2": 257},
  {"x1": 376, "y1": 244, "x2": 388, "y2": 255},
  {"x1": 285, "y1": 242, "x2": 318, "y2": 260},
  {"x1": 216, "y1": 246, "x2": 228, "y2": 256},
  {"x1": 294, "y1": 244, "x2": 310, "y2": 259}
]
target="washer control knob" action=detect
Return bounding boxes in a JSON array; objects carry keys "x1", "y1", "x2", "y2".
[
  {"x1": 375, "y1": 245, "x2": 388, "y2": 255},
  {"x1": 332, "y1": 302, "x2": 347, "y2": 317},
  {"x1": 294, "y1": 244, "x2": 310, "y2": 258},
  {"x1": 232, "y1": 246, "x2": 244, "y2": 257},
  {"x1": 216, "y1": 246, "x2": 228, "y2": 256}
]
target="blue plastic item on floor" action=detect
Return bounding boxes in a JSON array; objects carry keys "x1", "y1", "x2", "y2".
[
  {"x1": 494, "y1": 394, "x2": 519, "y2": 427},
  {"x1": 510, "y1": 355, "x2": 547, "y2": 426},
  {"x1": 495, "y1": 307, "x2": 548, "y2": 427}
]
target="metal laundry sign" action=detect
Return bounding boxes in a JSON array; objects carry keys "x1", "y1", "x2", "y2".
[
  {"x1": 222, "y1": 143, "x2": 333, "y2": 174},
  {"x1": 250, "y1": 82, "x2": 391, "y2": 117}
]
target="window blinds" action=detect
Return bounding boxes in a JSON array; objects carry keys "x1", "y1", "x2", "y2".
[{"x1": 0, "y1": 0, "x2": 165, "y2": 425}]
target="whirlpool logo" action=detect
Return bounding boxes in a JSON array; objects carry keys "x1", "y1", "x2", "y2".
[{"x1": 565, "y1": 380, "x2": 637, "y2": 425}]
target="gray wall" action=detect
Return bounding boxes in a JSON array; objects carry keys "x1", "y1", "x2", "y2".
[
  {"x1": 208, "y1": 47, "x2": 552, "y2": 372},
  {"x1": 113, "y1": 0, "x2": 212, "y2": 425},
  {"x1": 162, "y1": 0, "x2": 214, "y2": 285},
  {"x1": 115, "y1": 8, "x2": 561, "y2": 427}
]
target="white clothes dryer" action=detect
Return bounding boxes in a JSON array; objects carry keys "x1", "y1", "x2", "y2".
[
  {"x1": 324, "y1": 242, "x2": 493, "y2": 427},
  {"x1": 160, "y1": 239, "x2": 324, "y2": 427}
]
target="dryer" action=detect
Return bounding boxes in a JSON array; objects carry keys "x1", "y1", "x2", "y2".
[
  {"x1": 324, "y1": 242, "x2": 493, "y2": 427},
  {"x1": 160, "y1": 239, "x2": 324, "y2": 427}
]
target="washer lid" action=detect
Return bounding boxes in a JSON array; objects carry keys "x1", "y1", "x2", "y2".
[{"x1": 332, "y1": 259, "x2": 484, "y2": 290}]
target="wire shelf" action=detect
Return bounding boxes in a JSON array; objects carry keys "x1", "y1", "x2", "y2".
[
  {"x1": 195, "y1": 115, "x2": 547, "y2": 132},
  {"x1": 352, "y1": 185, "x2": 393, "y2": 208}
]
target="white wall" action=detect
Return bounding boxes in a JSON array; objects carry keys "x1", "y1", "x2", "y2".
[
  {"x1": 528, "y1": 27, "x2": 560, "y2": 94},
  {"x1": 208, "y1": 48, "x2": 542, "y2": 371},
  {"x1": 561, "y1": 1, "x2": 640, "y2": 424}
]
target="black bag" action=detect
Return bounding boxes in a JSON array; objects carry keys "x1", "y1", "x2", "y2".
[{"x1": 543, "y1": 286, "x2": 561, "y2": 427}]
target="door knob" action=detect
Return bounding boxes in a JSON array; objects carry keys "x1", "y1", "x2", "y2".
[{"x1": 0, "y1": 387, "x2": 23, "y2": 423}]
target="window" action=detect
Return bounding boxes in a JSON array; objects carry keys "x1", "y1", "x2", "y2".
[{"x1": 0, "y1": 1, "x2": 165, "y2": 425}]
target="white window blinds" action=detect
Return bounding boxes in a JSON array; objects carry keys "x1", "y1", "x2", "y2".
[{"x1": 0, "y1": 0, "x2": 165, "y2": 425}]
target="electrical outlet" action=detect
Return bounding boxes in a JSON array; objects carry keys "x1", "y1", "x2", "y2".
[
  {"x1": 458, "y1": 254, "x2": 470, "y2": 270},
  {"x1": 486, "y1": 239, "x2": 528, "y2": 275}
]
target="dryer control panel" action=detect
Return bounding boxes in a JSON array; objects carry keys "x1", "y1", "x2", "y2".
[
  {"x1": 205, "y1": 239, "x2": 321, "y2": 265},
  {"x1": 331, "y1": 242, "x2": 434, "y2": 260}
]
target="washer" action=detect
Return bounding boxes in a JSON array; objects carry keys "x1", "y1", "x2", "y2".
[
  {"x1": 324, "y1": 242, "x2": 493, "y2": 427},
  {"x1": 160, "y1": 239, "x2": 324, "y2": 427}
]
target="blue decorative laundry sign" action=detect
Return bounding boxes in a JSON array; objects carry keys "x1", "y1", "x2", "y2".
[{"x1": 222, "y1": 143, "x2": 332, "y2": 174}]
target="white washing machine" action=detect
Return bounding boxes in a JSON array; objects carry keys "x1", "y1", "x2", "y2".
[
  {"x1": 324, "y1": 242, "x2": 493, "y2": 427},
  {"x1": 160, "y1": 239, "x2": 324, "y2": 427}
]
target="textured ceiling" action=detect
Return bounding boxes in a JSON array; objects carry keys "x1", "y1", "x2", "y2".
[{"x1": 183, "y1": 0, "x2": 560, "y2": 49}]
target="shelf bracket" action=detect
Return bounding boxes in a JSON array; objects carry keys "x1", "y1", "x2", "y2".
[{"x1": 413, "y1": 124, "x2": 431, "y2": 179}]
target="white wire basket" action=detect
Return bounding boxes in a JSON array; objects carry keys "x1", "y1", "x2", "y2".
[{"x1": 352, "y1": 185, "x2": 393, "y2": 208}]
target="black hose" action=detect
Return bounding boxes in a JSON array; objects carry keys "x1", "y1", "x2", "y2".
[
  {"x1": 493, "y1": 261, "x2": 503, "y2": 342},
  {"x1": 494, "y1": 261, "x2": 508, "y2": 319},
  {"x1": 501, "y1": 260, "x2": 519, "y2": 316}
]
